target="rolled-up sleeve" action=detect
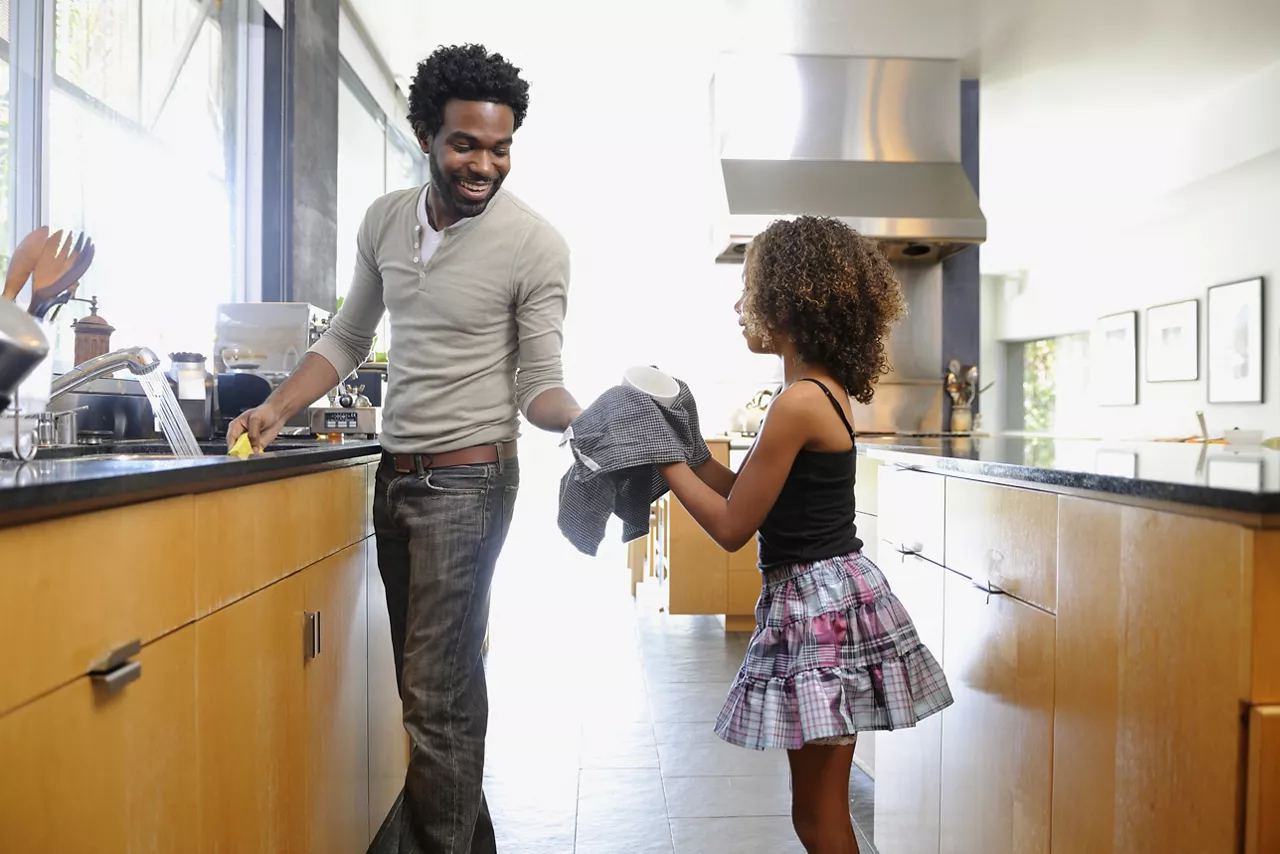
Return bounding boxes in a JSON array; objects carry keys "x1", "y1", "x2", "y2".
[
  {"x1": 309, "y1": 204, "x2": 385, "y2": 380},
  {"x1": 512, "y1": 220, "x2": 571, "y2": 417}
]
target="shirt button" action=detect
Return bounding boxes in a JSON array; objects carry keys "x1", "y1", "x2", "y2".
[
  {"x1": 413, "y1": 243, "x2": 419, "y2": 249},
  {"x1": 419, "y1": 272, "x2": 426, "y2": 280},
  {"x1": 413, "y1": 256, "x2": 420, "y2": 264},
  {"x1": 414, "y1": 225, "x2": 421, "y2": 232}
]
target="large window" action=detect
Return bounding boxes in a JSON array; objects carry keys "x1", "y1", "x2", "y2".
[
  {"x1": 335, "y1": 59, "x2": 424, "y2": 359},
  {"x1": 45, "y1": 0, "x2": 243, "y2": 371},
  {"x1": 1, "y1": 35, "x2": 10, "y2": 277},
  {"x1": 336, "y1": 68, "x2": 386, "y2": 303},
  {"x1": 1006, "y1": 332, "x2": 1091, "y2": 438}
]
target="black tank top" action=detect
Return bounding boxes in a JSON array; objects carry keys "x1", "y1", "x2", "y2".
[{"x1": 756, "y1": 378, "x2": 864, "y2": 570}]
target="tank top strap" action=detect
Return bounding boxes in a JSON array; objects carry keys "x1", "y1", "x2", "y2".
[{"x1": 797, "y1": 378, "x2": 856, "y2": 439}]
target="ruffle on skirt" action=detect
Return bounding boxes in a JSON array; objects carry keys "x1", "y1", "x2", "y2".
[{"x1": 715, "y1": 552, "x2": 953, "y2": 751}]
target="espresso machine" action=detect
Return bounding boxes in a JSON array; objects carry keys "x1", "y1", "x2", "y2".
[
  {"x1": 211, "y1": 302, "x2": 378, "y2": 439},
  {"x1": 212, "y1": 302, "x2": 333, "y2": 435}
]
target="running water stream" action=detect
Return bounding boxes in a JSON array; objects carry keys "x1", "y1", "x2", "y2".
[{"x1": 137, "y1": 368, "x2": 203, "y2": 458}]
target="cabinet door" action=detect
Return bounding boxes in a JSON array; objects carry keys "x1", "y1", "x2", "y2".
[
  {"x1": 878, "y1": 465, "x2": 945, "y2": 566},
  {"x1": 367, "y1": 539, "x2": 410, "y2": 841},
  {"x1": 873, "y1": 552, "x2": 945, "y2": 854},
  {"x1": 855, "y1": 454, "x2": 881, "y2": 515},
  {"x1": 304, "y1": 543, "x2": 370, "y2": 854},
  {"x1": 0, "y1": 495, "x2": 196, "y2": 715},
  {"x1": 1054, "y1": 498, "x2": 1247, "y2": 854},
  {"x1": 0, "y1": 626, "x2": 197, "y2": 852},
  {"x1": 196, "y1": 573, "x2": 306, "y2": 854},
  {"x1": 944, "y1": 478, "x2": 1057, "y2": 613},
  {"x1": 665, "y1": 495, "x2": 729, "y2": 615},
  {"x1": 939, "y1": 570, "x2": 1055, "y2": 854}
]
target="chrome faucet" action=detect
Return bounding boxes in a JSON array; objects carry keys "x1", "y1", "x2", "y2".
[{"x1": 49, "y1": 346, "x2": 160, "y2": 404}]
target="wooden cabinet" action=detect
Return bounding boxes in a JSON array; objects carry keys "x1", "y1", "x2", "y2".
[
  {"x1": 0, "y1": 460, "x2": 402, "y2": 854},
  {"x1": 1247, "y1": 706, "x2": 1280, "y2": 854},
  {"x1": 855, "y1": 454, "x2": 881, "y2": 514},
  {"x1": 0, "y1": 496, "x2": 196, "y2": 715},
  {"x1": 1052, "y1": 498, "x2": 1247, "y2": 854},
  {"x1": 878, "y1": 465, "x2": 945, "y2": 566},
  {"x1": 873, "y1": 552, "x2": 946, "y2": 854},
  {"x1": 856, "y1": 512, "x2": 879, "y2": 565},
  {"x1": 304, "y1": 544, "x2": 370, "y2": 854},
  {"x1": 196, "y1": 573, "x2": 307, "y2": 854},
  {"x1": 665, "y1": 492, "x2": 729, "y2": 615},
  {"x1": 367, "y1": 538, "x2": 410, "y2": 841},
  {"x1": 0, "y1": 625, "x2": 198, "y2": 852},
  {"x1": 194, "y1": 466, "x2": 368, "y2": 616},
  {"x1": 660, "y1": 439, "x2": 756, "y2": 624},
  {"x1": 195, "y1": 542, "x2": 384, "y2": 854},
  {"x1": 945, "y1": 478, "x2": 1058, "y2": 613},
  {"x1": 939, "y1": 570, "x2": 1055, "y2": 854}
]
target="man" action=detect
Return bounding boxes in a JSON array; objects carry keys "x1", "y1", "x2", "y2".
[{"x1": 228, "y1": 44, "x2": 580, "y2": 854}]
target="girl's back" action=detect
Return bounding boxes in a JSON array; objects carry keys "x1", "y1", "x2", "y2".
[{"x1": 757, "y1": 378, "x2": 864, "y2": 570}]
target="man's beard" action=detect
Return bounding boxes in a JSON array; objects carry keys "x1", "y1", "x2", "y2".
[{"x1": 429, "y1": 155, "x2": 501, "y2": 220}]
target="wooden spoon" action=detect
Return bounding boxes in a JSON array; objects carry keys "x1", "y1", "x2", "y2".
[
  {"x1": 33, "y1": 243, "x2": 96, "y2": 319},
  {"x1": 2, "y1": 226, "x2": 51, "y2": 301},
  {"x1": 29, "y1": 231, "x2": 92, "y2": 316}
]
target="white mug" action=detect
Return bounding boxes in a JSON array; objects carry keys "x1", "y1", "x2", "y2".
[{"x1": 622, "y1": 365, "x2": 679, "y2": 406}]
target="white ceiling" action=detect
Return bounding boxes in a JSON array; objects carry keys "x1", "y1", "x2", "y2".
[{"x1": 349, "y1": 0, "x2": 1280, "y2": 108}]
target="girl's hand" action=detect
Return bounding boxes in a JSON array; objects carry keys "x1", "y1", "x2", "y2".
[{"x1": 657, "y1": 385, "x2": 816, "y2": 552}]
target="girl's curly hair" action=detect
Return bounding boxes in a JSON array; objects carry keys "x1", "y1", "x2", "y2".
[{"x1": 741, "y1": 216, "x2": 906, "y2": 404}]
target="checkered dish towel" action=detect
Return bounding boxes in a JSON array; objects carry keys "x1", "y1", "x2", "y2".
[{"x1": 557, "y1": 379, "x2": 712, "y2": 556}]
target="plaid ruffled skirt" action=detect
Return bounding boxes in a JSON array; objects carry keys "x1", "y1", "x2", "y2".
[{"x1": 715, "y1": 551, "x2": 953, "y2": 751}]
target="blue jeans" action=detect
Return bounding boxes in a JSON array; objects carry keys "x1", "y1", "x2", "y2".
[{"x1": 374, "y1": 453, "x2": 520, "y2": 854}]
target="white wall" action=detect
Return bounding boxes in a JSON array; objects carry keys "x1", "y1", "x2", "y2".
[
  {"x1": 982, "y1": 61, "x2": 1280, "y2": 439},
  {"x1": 354, "y1": 0, "x2": 784, "y2": 427}
]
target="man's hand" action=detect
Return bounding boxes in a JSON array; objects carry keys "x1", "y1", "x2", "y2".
[{"x1": 226, "y1": 400, "x2": 288, "y2": 453}]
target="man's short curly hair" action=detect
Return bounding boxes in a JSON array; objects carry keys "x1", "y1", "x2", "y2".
[
  {"x1": 742, "y1": 216, "x2": 906, "y2": 404},
  {"x1": 407, "y1": 44, "x2": 530, "y2": 137}
]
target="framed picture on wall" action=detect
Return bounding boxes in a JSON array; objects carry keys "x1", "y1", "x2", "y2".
[
  {"x1": 1145, "y1": 299, "x2": 1199, "y2": 382},
  {"x1": 1094, "y1": 311, "x2": 1138, "y2": 406},
  {"x1": 1207, "y1": 277, "x2": 1264, "y2": 404}
]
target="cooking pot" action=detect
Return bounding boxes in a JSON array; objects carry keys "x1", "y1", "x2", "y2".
[{"x1": 0, "y1": 298, "x2": 50, "y2": 412}]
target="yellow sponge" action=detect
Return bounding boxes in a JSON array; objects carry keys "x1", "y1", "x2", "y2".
[{"x1": 228, "y1": 433, "x2": 256, "y2": 459}]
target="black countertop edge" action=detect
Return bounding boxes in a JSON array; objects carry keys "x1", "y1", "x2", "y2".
[
  {"x1": 0, "y1": 441, "x2": 383, "y2": 528},
  {"x1": 859, "y1": 443, "x2": 1280, "y2": 515}
]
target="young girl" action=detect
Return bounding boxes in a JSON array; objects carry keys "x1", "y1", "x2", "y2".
[{"x1": 658, "y1": 216, "x2": 953, "y2": 854}]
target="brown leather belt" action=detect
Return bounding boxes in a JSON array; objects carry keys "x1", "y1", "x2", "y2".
[{"x1": 390, "y1": 440, "x2": 517, "y2": 474}]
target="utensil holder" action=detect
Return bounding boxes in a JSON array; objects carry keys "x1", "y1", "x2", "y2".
[{"x1": 1, "y1": 390, "x2": 39, "y2": 461}]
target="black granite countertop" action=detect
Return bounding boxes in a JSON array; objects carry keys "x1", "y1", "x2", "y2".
[
  {"x1": 854, "y1": 435, "x2": 1280, "y2": 514},
  {"x1": 0, "y1": 438, "x2": 382, "y2": 527}
]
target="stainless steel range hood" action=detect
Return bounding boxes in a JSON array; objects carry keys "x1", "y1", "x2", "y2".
[{"x1": 711, "y1": 54, "x2": 985, "y2": 264}]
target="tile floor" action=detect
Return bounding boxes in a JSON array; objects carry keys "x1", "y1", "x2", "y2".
[{"x1": 374, "y1": 438, "x2": 878, "y2": 852}]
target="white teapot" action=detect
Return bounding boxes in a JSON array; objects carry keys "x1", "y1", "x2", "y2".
[{"x1": 730, "y1": 388, "x2": 775, "y2": 435}]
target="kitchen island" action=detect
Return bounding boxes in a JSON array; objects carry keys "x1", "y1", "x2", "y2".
[
  {"x1": 0, "y1": 439, "x2": 408, "y2": 853},
  {"x1": 848, "y1": 435, "x2": 1279, "y2": 854},
  {"x1": 633, "y1": 434, "x2": 1278, "y2": 853}
]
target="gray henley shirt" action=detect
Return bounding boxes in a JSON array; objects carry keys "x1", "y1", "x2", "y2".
[{"x1": 310, "y1": 186, "x2": 570, "y2": 454}]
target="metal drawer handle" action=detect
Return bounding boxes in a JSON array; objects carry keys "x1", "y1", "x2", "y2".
[
  {"x1": 895, "y1": 542, "x2": 924, "y2": 563},
  {"x1": 971, "y1": 576, "x2": 1006, "y2": 605},
  {"x1": 305, "y1": 611, "x2": 322, "y2": 659},
  {"x1": 89, "y1": 638, "x2": 142, "y2": 674},
  {"x1": 91, "y1": 660, "x2": 142, "y2": 694}
]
